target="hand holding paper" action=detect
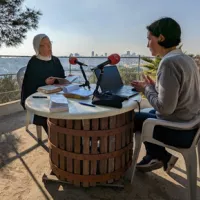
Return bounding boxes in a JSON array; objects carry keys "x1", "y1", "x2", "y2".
[{"x1": 52, "y1": 75, "x2": 79, "y2": 85}]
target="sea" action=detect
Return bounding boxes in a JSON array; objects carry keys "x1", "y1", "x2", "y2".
[{"x1": 0, "y1": 56, "x2": 142, "y2": 75}]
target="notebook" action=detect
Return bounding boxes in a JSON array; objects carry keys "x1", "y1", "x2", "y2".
[
  {"x1": 94, "y1": 65, "x2": 138, "y2": 99},
  {"x1": 37, "y1": 85, "x2": 62, "y2": 94}
]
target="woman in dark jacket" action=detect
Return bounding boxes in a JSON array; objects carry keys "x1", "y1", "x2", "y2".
[{"x1": 21, "y1": 34, "x2": 65, "y2": 133}]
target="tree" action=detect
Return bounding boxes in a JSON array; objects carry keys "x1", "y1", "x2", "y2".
[
  {"x1": 141, "y1": 56, "x2": 162, "y2": 76},
  {"x1": 0, "y1": 0, "x2": 42, "y2": 47},
  {"x1": 141, "y1": 44, "x2": 184, "y2": 77}
]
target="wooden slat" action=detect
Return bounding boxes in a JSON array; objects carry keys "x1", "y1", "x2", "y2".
[
  {"x1": 100, "y1": 117, "x2": 108, "y2": 182},
  {"x1": 121, "y1": 114, "x2": 126, "y2": 170},
  {"x1": 82, "y1": 119, "x2": 90, "y2": 187},
  {"x1": 108, "y1": 116, "x2": 116, "y2": 183},
  {"x1": 115, "y1": 114, "x2": 122, "y2": 180},
  {"x1": 58, "y1": 119, "x2": 66, "y2": 180},
  {"x1": 49, "y1": 119, "x2": 59, "y2": 176},
  {"x1": 130, "y1": 110, "x2": 135, "y2": 159},
  {"x1": 66, "y1": 120, "x2": 73, "y2": 183},
  {"x1": 74, "y1": 120, "x2": 82, "y2": 186},
  {"x1": 125, "y1": 112, "x2": 131, "y2": 163},
  {"x1": 49, "y1": 121, "x2": 133, "y2": 137},
  {"x1": 90, "y1": 119, "x2": 99, "y2": 186}
]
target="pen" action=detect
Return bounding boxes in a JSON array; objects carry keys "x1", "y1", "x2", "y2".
[
  {"x1": 32, "y1": 96, "x2": 47, "y2": 98},
  {"x1": 79, "y1": 102, "x2": 96, "y2": 107}
]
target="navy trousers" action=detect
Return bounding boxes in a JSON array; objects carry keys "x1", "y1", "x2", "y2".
[
  {"x1": 134, "y1": 109, "x2": 197, "y2": 162},
  {"x1": 33, "y1": 115, "x2": 48, "y2": 134}
]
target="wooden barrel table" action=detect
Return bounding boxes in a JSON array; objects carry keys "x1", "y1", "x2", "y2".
[
  {"x1": 48, "y1": 110, "x2": 134, "y2": 187},
  {"x1": 25, "y1": 92, "x2": 141, "y2": 187}
]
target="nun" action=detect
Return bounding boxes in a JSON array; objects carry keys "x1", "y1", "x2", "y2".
[{"x1": 21, "y1": 34, "x2": 65, "y2": 133}]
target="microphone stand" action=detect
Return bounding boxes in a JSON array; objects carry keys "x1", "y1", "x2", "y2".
[
  {"x1": 92, "y1": 67, "x2": 104, "y2": 99},
  {"x1": 92, "y1": 66, "x2": 125, "y2": 108},
  {"x1": 79, "y1": 64, "x2": 91, "y2": 90}
]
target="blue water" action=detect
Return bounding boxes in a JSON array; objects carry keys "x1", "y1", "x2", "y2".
[{"x1": 0, "y1": 56, "x2": 141, "y2": 74}]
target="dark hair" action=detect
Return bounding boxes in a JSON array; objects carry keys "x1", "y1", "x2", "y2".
[{"x1": 147, "y1": 17, "x2": 181, "y2": 48}]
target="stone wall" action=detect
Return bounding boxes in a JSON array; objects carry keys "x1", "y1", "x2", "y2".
[{"x1": 0, "y1": 100, "x2": 23, "y2": 117}]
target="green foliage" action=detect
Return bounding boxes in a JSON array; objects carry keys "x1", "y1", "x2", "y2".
[
  {"x1": 118, "y1": 66, "x2": 138, "y2": 84},
  {"x1": 142, "y1": 56, "x2": 161, "y2": 71},
  {"x1": 88, "y1": 72, "x2": 97, "y2": 84},
  {"x1": 0, "y1": 75, "x2": 20, "y2": 103},
  {"x1": 141, "y1": 56, "x2": 161, "y2": 77},
  {"x1": 0, "y1": 0, "x2": 42, "y2": 47}
]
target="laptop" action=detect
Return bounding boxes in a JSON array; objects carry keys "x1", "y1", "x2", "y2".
[{"x1": 94, "y1": 65, "x2": 138, "y2": 99}]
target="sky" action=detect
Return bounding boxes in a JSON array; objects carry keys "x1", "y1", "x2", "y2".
[{"x1": 0, "y1": 0, "x2": 200, "y2": 56}]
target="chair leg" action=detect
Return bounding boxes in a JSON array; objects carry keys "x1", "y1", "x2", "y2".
[
  {"x1": 197, "y1": 142, "x2": 200, "y2": 177},
  {"x1": 36, "y1": 125, "x2": 42, "y2": 141},
  {"x1": 25, "y1": 110, "x2": 31, "y2": 131},
  {"x1": 182, "y1": 149, "x2": 197, "y2": 200},
  {"x1": 130, "y1": 132, "x2": 142, "y2": 184}
]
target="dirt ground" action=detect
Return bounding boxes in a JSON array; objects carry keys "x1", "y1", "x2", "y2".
[{"x1": 0, "y1": 111, "x2": 199, "y2": 200}]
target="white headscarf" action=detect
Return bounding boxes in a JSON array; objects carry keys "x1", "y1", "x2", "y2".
[{"x1": 33, "y1": 34, "x2": 51, "y2": 61}]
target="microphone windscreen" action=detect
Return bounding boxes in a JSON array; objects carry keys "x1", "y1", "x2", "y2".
[
  {"x1": 69, "y1": 57, "x2": 77, "y2": 65},
  {"x1": 108, "y1": 54, "x2": 120, "y2": 65}
]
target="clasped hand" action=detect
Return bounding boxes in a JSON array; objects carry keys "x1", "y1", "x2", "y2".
[{"x1": 131, "y1": 74, "x2": 155, "y2": 92}]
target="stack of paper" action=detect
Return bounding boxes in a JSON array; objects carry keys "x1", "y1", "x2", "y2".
[
  {"x1": 37, "y1": 85, "x2": 62, "y2": 94},
  {"x1": 63, "y1": 84, "x2": 93, "y2": 98},
  {"x1": 49, "y1": 94, "x2": 69, "y2": 112}
]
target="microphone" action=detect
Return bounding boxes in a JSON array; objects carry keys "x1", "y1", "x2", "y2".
[
  {"x1": 69, "y1": 57, "x2": 88, "y2": 66},
  {"x1": 91, "y1": 54, "x2": 120, "y2": 70}
]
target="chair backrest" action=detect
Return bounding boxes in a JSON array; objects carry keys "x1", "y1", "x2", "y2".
[
  {"x1": 17, "y1": 66, "x2": 26, "y2": 89},
  {"x1": 192, "y1": 128, "x2": 200, "y2": 147},
  {"x1": 191, "y1": 117, "x2": 200, "y2": 147}
]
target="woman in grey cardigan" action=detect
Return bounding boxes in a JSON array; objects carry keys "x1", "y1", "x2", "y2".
[{"x1": 131, "y1": 17, "x2": 200, "y2": 173}]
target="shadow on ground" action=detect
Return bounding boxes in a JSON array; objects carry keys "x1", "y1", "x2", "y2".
[
  {"x1": 0, "y1": 132, "x2": 21, "y2": 168},
  {"x1": 43, "y1": 170, "x2": 200, "y2": 200},
  {"x1": 0, "y1": 111, "x2": 26, "y2": 133}
]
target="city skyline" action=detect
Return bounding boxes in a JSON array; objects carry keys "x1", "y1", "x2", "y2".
[
  {"x1": 0, "y1": 0, "x2": 200, "y2": 56},
  {"x1": 0, "y1": 50, "x2": 139, "y2": 57}
]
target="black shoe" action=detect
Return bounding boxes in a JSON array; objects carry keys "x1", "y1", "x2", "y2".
[{"x1": 136, "y1": 155, "x2": 163, "y2": 172}]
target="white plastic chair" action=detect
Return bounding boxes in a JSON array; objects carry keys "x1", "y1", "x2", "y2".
[
  {"x1": 130, "y1": 117, "x2": 200, "y2": 200},
  {"x1": 17, "y1": 67, "x2": 42, "y2": 141}
]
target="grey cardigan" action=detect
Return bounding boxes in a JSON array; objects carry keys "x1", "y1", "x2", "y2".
[{"x1": 144, "y1": 49, "x2": 200, "y2": 122}]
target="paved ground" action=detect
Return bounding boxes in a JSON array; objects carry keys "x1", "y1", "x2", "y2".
[{"x1": 0, "y1": 111, "x2": 199, "y2": 200}]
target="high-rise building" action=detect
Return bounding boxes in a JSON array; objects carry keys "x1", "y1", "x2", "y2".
[
  {"x1": 105, "y1": 53, "x2": 107, "y2": 57},
  {"x1": 127, "y1": 51, "x2": 130, "y2": 56},
  {"x1": 74, "y1": 53, "x2": 80, "y2": 57},
  {"x1": 91, "y1": 51, "x2": 94, "y2": 57}
]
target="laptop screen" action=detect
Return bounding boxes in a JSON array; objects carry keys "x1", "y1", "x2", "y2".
[{"x1": 94, "y1": 65, "x2": 123, "y2": 92}]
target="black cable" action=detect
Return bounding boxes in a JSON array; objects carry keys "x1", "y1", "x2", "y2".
[{"x1": 134, "y1": 100, "x2": 141, "y2": 113}]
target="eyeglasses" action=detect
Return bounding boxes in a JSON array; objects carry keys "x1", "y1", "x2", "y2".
[{"x1": 40, "y1": 42, "x2": 52, "y2": 48}]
